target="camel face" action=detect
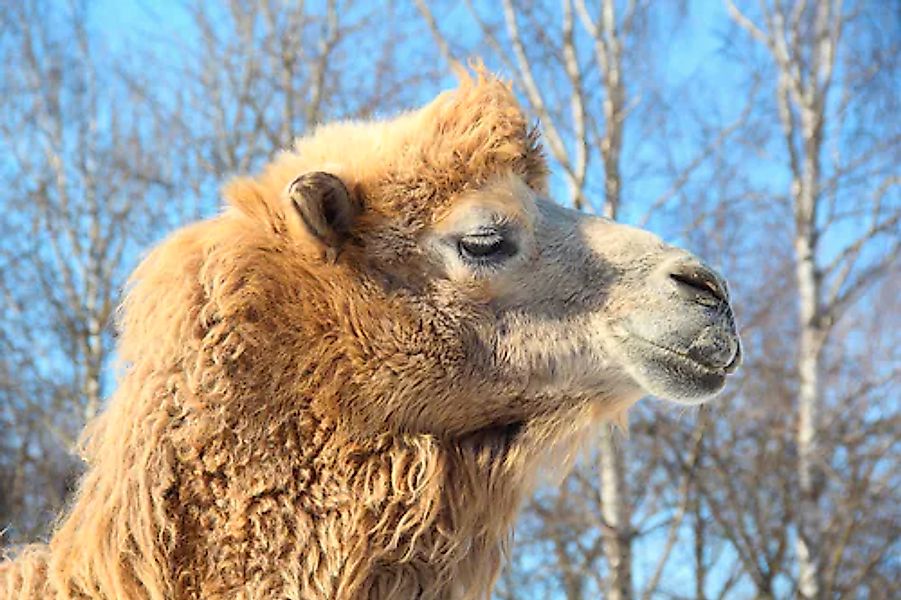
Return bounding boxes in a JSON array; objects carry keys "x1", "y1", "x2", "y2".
[
  {"x1": 423, "y1": 177, "x2": 741, "y2": 414},
  {"x1": 433, "y1": 183, "x2": 740, "y2": 403},
  {"x1": 273, "y1": 167, "x2": 739, "y2": 439},
  {"x1": 233, "y1": 73, "x2": 740, "y2": 437}
]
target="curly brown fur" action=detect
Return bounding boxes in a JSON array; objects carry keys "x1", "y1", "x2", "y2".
[{"x1": 1, "y1": 70, "x2": 739, "y2": 599}]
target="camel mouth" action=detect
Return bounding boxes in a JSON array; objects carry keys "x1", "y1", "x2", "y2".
[
  {"x1": 618, "y1": 328, "x2": 741, "y2": 403},
  {"x1": 630, "y1": 333, "x2": 741, "y2": 375}
]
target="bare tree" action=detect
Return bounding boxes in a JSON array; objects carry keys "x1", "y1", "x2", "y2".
[
  {"x1": 726, "y1": 1, "x2": 900, "y2": 597},
  {"x1": 0, "y1": 0, "x2": 177, "y2": 541},
  {"x1": 418, "y1": 1, "x2": 897, "y2": 598},
  {"x1": 154, "y1": 0, "x2": 439, "y2": 184}
]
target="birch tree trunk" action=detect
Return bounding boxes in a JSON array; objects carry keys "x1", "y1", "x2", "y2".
[
  {"x1": 792, "y1": 43, "x2": 828, "y2": 599},
  {"x1": 599, "y1": 430, "x2": 631, "y2": 600},
  {"x1": 726, "y1": 2, "x2": 832, "y2": 594},
  {"x1": 724, "y1": 2, "x2": 900, "y2": 596},
  {"x1": 794, "y1": 121, "x2": 825, "y2": 600},
  {"x1": 591, "y1": 0, "x2": 631, "y2": 593}
]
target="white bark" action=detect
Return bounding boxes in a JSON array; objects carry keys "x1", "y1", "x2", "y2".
[
  {"x1": 795, "y1": 200, "x2": 824, "y2": 600},
  {"x1": 574, "y1": 0, "x2": 626, "y2": 218},
  {"x1": 726, "y1": 2, "x2": 850, "y2": 597},
  {"x1": 599, "y1": 428, "x2": 631, "y2": 600},
  {"x1": 793, "y1": 66, "x2": 826, "y2": 600}
]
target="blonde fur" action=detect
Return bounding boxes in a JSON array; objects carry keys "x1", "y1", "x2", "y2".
[{"x1": 1, "y1": 71, "x2": 641, "y2": 599}]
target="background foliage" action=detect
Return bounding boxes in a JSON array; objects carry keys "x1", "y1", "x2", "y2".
[{"x1": 1, "y1": 1, "x2": 898, "y2": 598}]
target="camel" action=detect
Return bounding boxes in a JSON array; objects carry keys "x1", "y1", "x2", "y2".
[{"x1": 0, "y1": 71, "x2": 740, "y2": 599}]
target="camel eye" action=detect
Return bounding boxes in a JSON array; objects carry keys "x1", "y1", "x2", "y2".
[{"x1": 458, "y1": 230, "x2": 517, "y2": 262}]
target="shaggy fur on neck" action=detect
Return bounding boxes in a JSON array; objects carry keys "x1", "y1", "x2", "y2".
[{"x1": 0, "y1": 72, "x2": 630, "y2": 599}]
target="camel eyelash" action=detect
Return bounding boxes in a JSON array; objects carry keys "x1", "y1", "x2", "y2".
[{"x1": 456, "y1": 224, "x2": 519, "y2": 264}]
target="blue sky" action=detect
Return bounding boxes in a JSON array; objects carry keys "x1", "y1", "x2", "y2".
[{"x1": 12, "y1": 0, "x2": 896, "y2": 596}]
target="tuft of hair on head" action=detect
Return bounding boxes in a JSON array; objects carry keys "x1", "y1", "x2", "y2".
[
  {"x1": 449, "y1": 57, "x2": 509, "y2": 89},
  {"x1": 423, "y1": 59, "x2": 548, "y2": 196}
]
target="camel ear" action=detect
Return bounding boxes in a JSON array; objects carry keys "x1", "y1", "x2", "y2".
[{"x1": 285, "y1": 171, "x2": 358, "y2": 255}]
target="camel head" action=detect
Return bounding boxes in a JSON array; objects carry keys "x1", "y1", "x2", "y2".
[{"x1": 224, "y1": 72, "x2": 741, "y2": 441}]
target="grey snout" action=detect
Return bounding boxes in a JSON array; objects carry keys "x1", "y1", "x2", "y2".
[
  {"x1": 668, "y1": 259, "x2": 729, "y2": 307},
  {"x1": 661, "y1": 255, "x2": 741, "y2": 371},
  {"x1": 687, "y1": 325, "x2": 742, "y2": 371}
]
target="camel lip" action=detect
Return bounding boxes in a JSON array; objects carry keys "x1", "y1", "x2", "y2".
[
  {"x1": 627, "y1": 333, "x2": 737, "y2": 376},
  {"x1": 722, "y1": 344, "x2": 742, "y2": 373}
]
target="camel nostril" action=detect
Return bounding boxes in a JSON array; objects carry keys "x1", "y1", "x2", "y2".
[{"x1": 670, "y1": 264, "x2": 728, "y2": 304}]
